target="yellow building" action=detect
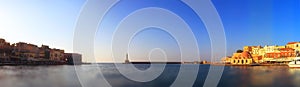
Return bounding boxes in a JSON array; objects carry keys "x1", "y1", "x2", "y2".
[
  {"x1": 264, "y1": 45, "x2": 277, "y2": 53},
  {"x1": 230, "y1": 51, "x2": 253, "y2": 64},
  {"x1": 251, "y1": 46, "x2": 262, "y2": 55},
  {"x1": 286, "y1": 42, "x2": 300, "y2": 48},
  {"x1": 258, "y1": 48, "x2": 265, "y2": 57},
  {"x1": 243, "y1": 46, "x2": 252, "y2": 52},
  {"x1": 286, "y1": 42, "x2": 300, "y2": 52},
  {"x1": 223, "y1": 42, "x2": 300, "y2": 64},
  {"x1": 252, "y1": 55, "x2": 263, "y2": 63}
]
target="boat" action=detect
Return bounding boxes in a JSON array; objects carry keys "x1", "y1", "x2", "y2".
[{"x1": 288, "y1": 57, "x2": 300, "y2": 68}]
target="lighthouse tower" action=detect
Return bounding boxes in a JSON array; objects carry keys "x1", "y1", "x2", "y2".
[{"x1": 125, "y1": 53, "x2": 130, "y2": 64}]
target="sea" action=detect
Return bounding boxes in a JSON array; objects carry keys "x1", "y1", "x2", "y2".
[{"x1": 0, "y1": 64, "x2": 299, "y2": 87}]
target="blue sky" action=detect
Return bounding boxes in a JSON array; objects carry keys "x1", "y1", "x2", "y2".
[
  {"x1": 0, "y1": 0, "x2": 299, "y2": 62},
  {"x1": 0, "y1": 0, "x2": 85, "y2": 52},
  {"x1": 213, "y1": 0, "x2": 300, "y2": 55}
]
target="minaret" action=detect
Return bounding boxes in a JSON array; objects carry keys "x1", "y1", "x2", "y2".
[{"x1": 125, "y1": 53, "x2": 130, "y2": 64}]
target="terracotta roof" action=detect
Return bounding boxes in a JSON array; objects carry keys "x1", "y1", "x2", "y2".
[{"x1": 287, "y1": 42, "x2": 299, "y2": 44}]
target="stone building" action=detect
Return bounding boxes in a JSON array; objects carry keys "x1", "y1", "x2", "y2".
[
  {"x1": 12, "y1": 42, "x2": 39, "y2": 59},
  {"x1": 230, "y1": 51, "x2": 253, "y2": 64},
  {"x1": 50, "y1": 49, "x2": 65, "y2": 61},
  {"x1": 65, "y1": 53, "x2": 82, "y2": 65},
  {"x1": 0, "y1": 38, "x2": 11, "y2": 62},
  {"x1": 40, "y1": 45, "x2": 50, "y2": 59}
]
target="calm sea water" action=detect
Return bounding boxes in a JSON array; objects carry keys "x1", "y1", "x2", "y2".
[{"x1": 0, "y1": 64, "x2": 299, "y2": 87}]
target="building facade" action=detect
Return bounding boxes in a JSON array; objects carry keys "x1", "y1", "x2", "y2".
[
  {"x1": 13, "y1": 42, "x2": 39, "y2": 59},
  {"x1": 65, "y1": 53, "x2": 82, "y2": 65},
  {"x1": 230, "y1": 51, "x2": 253, "y2": 64},
  {"x1": 50, "y1": 49, "x2": 65, "y2": 61},
  {"x1": 0, "y1": 38, "x2": 11, "y2": 62},
  {"x1": 0, "y1": 38, "x2": 82, "y2": 64}
]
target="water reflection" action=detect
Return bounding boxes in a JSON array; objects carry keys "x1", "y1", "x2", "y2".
[
  {"x1": 289, "y1": 68, "x2": 300, "y2": 86},
  {"x1": 0, "y1": 65, "x2": 81, "y2": 87},
  {"x1": 1, "y1": 65, "x2": 300, "y2": 87},
  {"x1": 100, "y1": 64, "x2": 180, "y2": 87},
  {"x1": 219, "y1": 66, "x2": 296, "y2": 87}
]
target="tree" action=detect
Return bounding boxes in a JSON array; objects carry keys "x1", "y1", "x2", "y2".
[{"x1": 236, "y1": 49, "x2": 243, "y2": 53}]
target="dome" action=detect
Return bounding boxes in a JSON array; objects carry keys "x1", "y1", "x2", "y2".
[{"x1": 241, "y1": 51, "x2": 251, "y2": 58}]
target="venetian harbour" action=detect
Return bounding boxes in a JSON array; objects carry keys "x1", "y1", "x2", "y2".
[{"x1": 0, "y1": 64, "x2": 300, "y2": 87}]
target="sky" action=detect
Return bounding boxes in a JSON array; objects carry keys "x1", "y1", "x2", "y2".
[{"x1": 0, "y1": 0, "x2": 300, "y2": 62}]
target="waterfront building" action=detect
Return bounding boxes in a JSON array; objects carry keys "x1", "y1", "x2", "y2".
[
  {"x1": 65, "y1": 53, "x2": 82, "y2": 65},
  {"x1": 242, "y1": 46, "x2": 264, "y2": 63},
  {"x1": 0, "y1": 38, "x2": 11, "y2": 62},
  {"x1": 243, "y1": 46, "x2": 264, "y2": 55},
  {"x1": 0, "y1": 37, "x2": 83, "y2": 65},
  {"x1": 264, "y1": 45, "x2": 277, "y2": 53},
  {"x1": 13, "y1": 42, "x2": 39, "y2": 59},
  {"x1": 265, "y1": 48, "x2": 295, "y2": 58},
  {"x1": 50, "y1": 49, "x2": 65, "y2": 61},
  {"x1": 26, "y1": 44, "x2": 39, "y2": 58},
  {"x1": 286, "y1": 42, "x2": 300, "y2": 48},
  {"x1": 223, "y1": 42, "x2": 300, "y2": 64},
  {"x1": 243, "y1": 46, "x2": 252, "y2": 52},
  {"x1": 252, "y1": 55, "x2": 263, "y2": 63},
  {"x1": 276, "y1": 46, "x2": 286, "y2": 49},
  {"x1": 38, "y1": 48, "x2": 45, "y2": 59},
  {"x1": 251, "y1": 46, "x2": 262, "y2": 55},
  {"x1": 12, "y1": 42, "x2": 27, "y2": 58},
  {"x1": 258, "y1": 48, "x2": 266, "y2": 57},
  {"x1": 230, "y1": 51, "x2": 253, "y2": 64},
  {"x1": 286, "y1": 42, "x2": 300, "y2": 52},
  {"x1": 279, "y1": 48, "x2": 295, "y2": 58},
  {"x1": 0, "y1": 38, "x2": 10, "y2": 50},
  {"x1": 40, "y1": 45, "x2": 50, "y2": 59}
]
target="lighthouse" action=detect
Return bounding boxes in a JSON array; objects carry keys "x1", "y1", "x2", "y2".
[{"x1": 124, "y1": 53, "x2": 130, "y2": 64}]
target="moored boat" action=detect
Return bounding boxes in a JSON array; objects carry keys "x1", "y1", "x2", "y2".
[{"x1": 288, "y1": 57, "x2": 300, "y2": 68}]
